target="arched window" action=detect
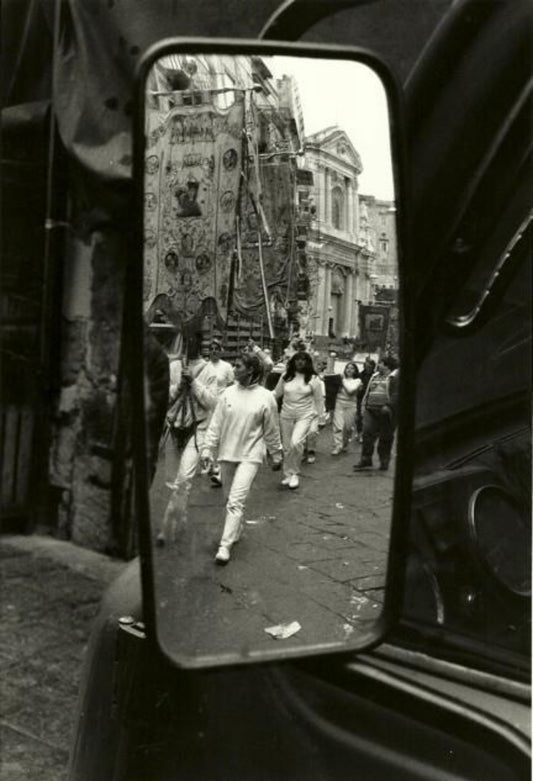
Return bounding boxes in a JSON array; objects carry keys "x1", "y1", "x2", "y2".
[{"x1": 331, "y1": 186, "x2": 344, "y2": 230}]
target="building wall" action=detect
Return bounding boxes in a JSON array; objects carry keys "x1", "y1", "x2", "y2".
[
  {"x1": 49, "y1": 230, "x2": 125, "y2": 552},
  {"x1": 359, "y1": 194, "x2": 398, "y2": 290},
  {"x1": 298, "y1": 128, "x2": 367, "y2": 350}
]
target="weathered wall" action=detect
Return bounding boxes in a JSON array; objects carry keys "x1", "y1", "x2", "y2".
[{"x1": 49, "y1": 230, "x2": 125, "y2": 552}]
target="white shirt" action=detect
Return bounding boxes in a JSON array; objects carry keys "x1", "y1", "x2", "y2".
[
  {"x1": 273, "y1": 374, "x2": 325, "y2": 419},
  {"x1": 336, "y1": 377, "x2": 362, "y2": 404},
  {"x1": 189, "y1": 359, "x2": 233, "y2": 431},
  {"x1": 169, "y1": 357, "x2": 207, "y2": 399},
  {"x1": 200, "y1": 358, "x2": 234, "y2": 395},
  {"x1": 202, "y1": 384, "x2": 282, "y2": 463},
  {"x1": 169, "y1": 358, "x2": 183, "y2": 400}
]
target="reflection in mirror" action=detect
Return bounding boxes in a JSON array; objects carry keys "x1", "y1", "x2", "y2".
[{"x1": 142, "y1": 51, "x2": 400, "y2": 664}]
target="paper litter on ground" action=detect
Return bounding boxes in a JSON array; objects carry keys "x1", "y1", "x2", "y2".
[{"x1": 264, "y1": 621, "x2": 302, "y2": 640}]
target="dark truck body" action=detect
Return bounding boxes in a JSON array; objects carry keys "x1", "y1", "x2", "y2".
[{"x1": 2, "y1": 0, "x2": 530, "y2": 779}]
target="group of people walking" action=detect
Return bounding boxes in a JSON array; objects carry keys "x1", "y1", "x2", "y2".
[{"x1": 158, "y1": 336, "x2": 398, "y2": 566}]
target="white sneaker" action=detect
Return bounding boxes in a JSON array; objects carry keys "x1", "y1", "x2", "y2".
[
  {"x1": 165, "y1": 481, "x2": 179, "y2": 491},
  {"x1": 210, "y1": 468, "x2": 222, "y2": 486},
  {"x1": 281, "y1": 476, "x2": 291, "y2": 486},
  {"x1": 306, "y1": 453, "x2": 316, "y2": 464},
  {"x1": 215, "y1": 545, "x2": 231, "y2": 564},
  {"x1": 288, "y1": 474, "x2": 299, "y2": 489}
]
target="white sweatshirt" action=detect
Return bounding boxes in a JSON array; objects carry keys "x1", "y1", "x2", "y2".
[
  {"x1": 201, "y1": 383, "x2": 282, "y2": 463},
  {"x1": 273, "y1": 374, "x2": 325, "y2": 419},
  {"x1": 170, "y1": 358, "x2": 233, "y2": 432},
  {"x1": 336, "y1": 377, "x2": 362, "y2": 405},
  {"x1": 200, "y1": 358, "x2": 234, "y2": 395},
  {"x1": 169, "y1": 357, "x2": 207, "y2": 400}
]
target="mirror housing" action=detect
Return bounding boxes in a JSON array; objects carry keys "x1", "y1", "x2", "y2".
[{"x1": 131, "y1": 38, "x2": 414, "y2": 669}]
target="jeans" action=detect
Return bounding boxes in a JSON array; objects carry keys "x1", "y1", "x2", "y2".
[
  {"x1": 361, "y1": 406, "x2": 395, "y2": 465},
  {"x1": 219, "y1": 461, "x2": 260, "y2": 547}
]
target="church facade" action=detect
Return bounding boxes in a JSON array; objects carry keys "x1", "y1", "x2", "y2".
[{"x1": 296, "y1": 127, "x2": 374, "y2": 352}]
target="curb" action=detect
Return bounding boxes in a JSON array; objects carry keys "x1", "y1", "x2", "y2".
[{"x1": 0, "y1": 534, "x2": 126, "y2": 586}]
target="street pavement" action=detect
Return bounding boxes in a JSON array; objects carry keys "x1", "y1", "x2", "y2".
[
  {"x1": 151, "y1": 424, "x2": 395, "y2": 662},
  {"x1": 0, "y1": 535, "x2": 124, "y2": 781},
  {"x1": 0, "y1": 427, "x2": 395, "y2": 779}
]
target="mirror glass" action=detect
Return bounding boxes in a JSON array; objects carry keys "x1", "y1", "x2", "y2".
[{"x1": 142, "y1": 50, "x2": 400, "y2": 665}]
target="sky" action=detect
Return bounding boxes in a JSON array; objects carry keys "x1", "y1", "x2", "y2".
[{"x1": 267, "y1": 56, "x2": 395, "y2": 201}]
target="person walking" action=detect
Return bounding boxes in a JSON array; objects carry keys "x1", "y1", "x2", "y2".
[
  {"x1": 158, "y1": 355, "x2": 218, "y2": 545},
  {"x1": 331, "y1": 362, "x2": 362, "y2": 455},
  {"x1": 200, "y1": 353, "x2": 282, "y2": 564},
  {"x1": 143, "y1": 325, "x2": 171, "y2": 481},
  {"x1": 355, "y1": 357, "x2": 376, "y2": 442},
  {"x1": 303, "y1": 357, "x2": 327, "y2": 464},
  {"x1": 353, "y1": 355, "x2": 397, "y2": 471},
  {"x1": 273, "y1": 350, "x2": 325, "y2": 489},
  {"x1": 200, "y1": 339, "x2": 235, "y2": 486},
  {"x1": 243, "y1": 338, "x2": 274, "y2": 384}
]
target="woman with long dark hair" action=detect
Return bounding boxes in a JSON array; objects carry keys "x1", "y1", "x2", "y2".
[
  {"x1": 273, "y1": 350, "x2": 325, "y2": 489},
  {"x1": 201, "y1": 352, "x2": 282, "y2": 564},
  {"x1": 331, "y1": 361, "x2": 362, "y2": 455}
]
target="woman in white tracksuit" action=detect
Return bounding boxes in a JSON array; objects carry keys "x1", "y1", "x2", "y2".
[
  {"x1": 331, "y1": 361, "x2": 362, "y2": 455},
  {"x1": 201, "y1": 353, "x2": 282, "y2": 564},
  {"x1": 273, "y1": 351, "x2": 325, "y2": 490},
  {"x1": 158, "y1": 359, "x2": 218, "y2": 544}
]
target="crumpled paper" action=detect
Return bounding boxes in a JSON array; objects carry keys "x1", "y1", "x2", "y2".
[{"x1": 264, "y1": 620, "x2": 302, "y2": 640}]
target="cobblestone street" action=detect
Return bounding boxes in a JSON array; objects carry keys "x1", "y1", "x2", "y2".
[
  {"x1": 0, "y1": 537, "x2": 124, "y2": 781},
  {"x1": 151, "y1": 425, "x2": 395, "y2": 661}
]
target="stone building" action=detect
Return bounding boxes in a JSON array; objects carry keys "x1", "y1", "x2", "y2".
[
  {"x1": 358, "y1": 195, "x2": 399, "y2": 356},
  {"x1": 296, "y1": 126, "x2": 373, "y2": 354},
  {"x1": 359, "y1": 194, "x2": 398, "y2": 292}
]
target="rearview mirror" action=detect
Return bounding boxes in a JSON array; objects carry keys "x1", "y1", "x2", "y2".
[{"x1": 134, "y1": 40, "x2": 408, "y2": 668}]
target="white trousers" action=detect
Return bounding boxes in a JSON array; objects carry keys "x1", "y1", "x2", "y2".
[
  {"x1": 280, "y1": 415, "x2": 315, "y2": 477},
  {"x1": 332, "y1": 400, "x2": 357, "y2": 451},
  {"x1": 305, "y1": 414, "x2": 319, "y2": 451},
  {"x1": 171, "y1": 429, "x2": 205, "y2": 492},
  {"x1": 161, "y1": 429, "x2": 205, "y2": 535},
  {"x1": 219, "y1": 461, "x2": 260, "y2": 547}
]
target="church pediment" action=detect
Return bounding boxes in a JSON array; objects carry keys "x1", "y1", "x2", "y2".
[{"x1": 306, "y1": 126, "x2": 362, "y2": 173}]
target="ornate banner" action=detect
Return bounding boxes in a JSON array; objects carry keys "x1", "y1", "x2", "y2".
[
  {"x1": 233, "y1": 160, "x2": 296, "y2": 323},
  {"x1": 358, "y1": 304, "x2": 390, "y2": 351},
  {"x1": 143, "y1": 96, "x2": 244, "y2": 323}
]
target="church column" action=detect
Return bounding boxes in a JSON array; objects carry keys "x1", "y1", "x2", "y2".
[
  {"x1": 314, "y1": 260, "x2": 326, "y2": 337},
  {"x1": 353, "y1": 297, "x2": 361, "y2": 340},
  {"x1": 354, "y1": 180, "x2": 360, "y2": 238},
  {"x1": 353, "y1": 256, "x2": 361, "y2": 339},
  {"x1": 347, "y1": 181, "x2": 354, "y2": 234},
  {"x1": 322, "y1": 263, "x2": 332, "y2": 335},
  {"x1": 324, "y1": 167, "x2": 330, "y2": 226},
  {"x1": 343, "y1": 271, "x2": 354, "y2": 336}
]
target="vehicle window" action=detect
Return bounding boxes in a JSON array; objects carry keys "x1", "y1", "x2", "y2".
[{"x1": 401, "y1": 233, "x2": 531, "y2": 675}]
